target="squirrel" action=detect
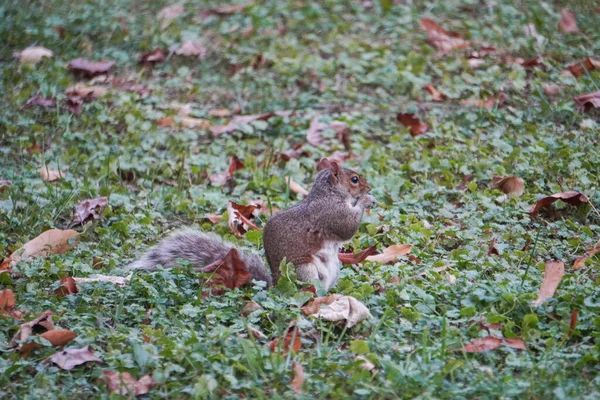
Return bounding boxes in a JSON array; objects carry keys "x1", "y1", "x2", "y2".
[{"x1": 125, "y1": 158, "x2": 376, "y2": 291}]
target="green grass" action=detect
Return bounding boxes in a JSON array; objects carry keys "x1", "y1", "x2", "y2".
[{"x1": 1, "y1": 0, "x2": 600, "y2": 398}]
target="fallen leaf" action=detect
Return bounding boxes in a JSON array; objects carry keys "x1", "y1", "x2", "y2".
[
  {"x1": 65, "y1": 84, "x2": 108, "y2": 99},
  {"x1": 305, "y1": 295, "x2": 372, "y2": 328},
  {"x1": 241, "y1": 301, "x2": 262, "y2": 317},
  {"x1": 267, "y1": 321, "x2": 302, "y2": 353},
  {"x1": 68, "y1": 58, "x2": 116, "y2": 77},
  {"x1": 338, "y1": 245, "x2": 378, "y2": 264},
  {"x1": 306, "y1": 117, "x2": 350, "y2": 149},
  {"x1": 14, "y1": 46, "x2": 53, "y2": 63},
  {"x1": 423, "y1": 84, "x2": 445, "y2": 101},
  {"x1": 40, "y1": 166, "x2": 66, "y2": 182},
  {"x1": 101, "y1": 371, "x2": 156, "y2": 396},
  {"x1": 285, "y1": 177, "x2": 309, "y2": 196},
  {"x1": 462, "y1": 93, "x2": 506, "y2": 110},
  {"x1": 175, "y1": 40, "x2": 207, "y2": 60},
  {"x1": 209, "y1": 108, "x2": 232, "y2": 117},
  {"x1": 397, "y1": 113, "x2": 429, "y2": 136},
  {"x1": 40, "y1": 329, "x2": 77, "y2": 347},
  {"x1": 355, "y1": 355, "x2": 376, "y2": 374},
  {"x1": 291, "y1": 362, "x2": 304, "y2": 394},
  {"x1": 45, "y1": 346, "x2": 102, "y2": 370},
  {"x1": 459, "y1": 336, "x2": 526, "y2": 352},
  {"x1": 205, "y1": 214, "x2": 222, "y2": 224},
  {"x1": 247, "y1": 325, "x2": 267, "y2": 339},
  {"x1": 10, "y1": 310, "x2": 55, "y2": 349},
  {"x1": 559, "y1": 9, "x2": 579, "y2": 33},
  {"x1": 573, "y1": 240, "x2": 600, "y2": 270},
  {"x1": 203, "y1": 3, "x2": 250, "y2": 16},
  {"x1": 209, "y1": 155, "x2": 245, "y2": 186},
  {"x1": 574, "y1": 91, "x2": 600, "y2": 111},
  {"x1": 66, "y1": 95, "x2": 83, "y2": 115},
  {"x1": 1, "y1": 229, "x2": 79, "y2": 271},
  {"x1": 0, "y1": 289, "x2": 21, "y2": 318},
  {"x1": 520, "y1": 55, "x2": 544, "y2": 68},
  {"x1": 200, "y1": 248, "x2": 250, "y2": 292},
  {"x1": 532, "y1": 261, "x2": 565, "y2": 307},
  {"x1": 530, "y1": 191, "x2": 589, "y2": 218},
  {"x1": 491, "y1": 175, "x2": 524, "y2": 197},
  {"x1": 157, "y1": 4, "x2": 185, "y2": 29},
  {"x1": 365, "y1": 244, "x2": 412, "y2": 264},
  {"x1": 301, "y1": 294, "x2": 342, "y2": 315},
  {"x1": 55, "y1": 276, "x2": 78, "y2": 296},
  {"x1": 20, "y1": 96, "x2": 57, "y2": 110},
  {"x1": 156, "y1": 116, "x2": 210, "y2": 129},
  {"x1": 210, "y1": 113, "x2": 275, "y2": 136},
  {"x1": 568, "y1": 58, "x2": 600, "y2": 78},
  {"x1": 71, "y1": 197, "x2": 108, "y2": 227},
  {"x1": 420, "y1": 18, "x2": 469, "y2": 55},
  {"x1": 569, "y1": 310, "x2": 578, "y2": 335},
  {"x1": 139, "y1": 48, "x2": 167, "y2": 64},
  {"x1": 227, "y1": 201, "x2": 259, "y2": 237},
  {"x1": 543, "y1": 84, "x2": 562, "y2": 96},
  {"x1": 280, "y1": 144, "x2": 310, "y2": 161},
  {"x1": 72, "y1": 274, "x2": 131, "y2": 287}
]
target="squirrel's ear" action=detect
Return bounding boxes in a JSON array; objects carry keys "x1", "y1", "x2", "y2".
[{"x1": 317, "y1": 158, "x2": 332, "y2": 171}]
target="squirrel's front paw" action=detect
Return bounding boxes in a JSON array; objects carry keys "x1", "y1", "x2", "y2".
[{"x1": 359, "y1": 194, "x2": 377, "y2": 209}]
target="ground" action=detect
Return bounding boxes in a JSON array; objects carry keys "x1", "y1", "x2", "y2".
[{"x1": 1, "y1": 0, "x2": 600, "y2": 398}]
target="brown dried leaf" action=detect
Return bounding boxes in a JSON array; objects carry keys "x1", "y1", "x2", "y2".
[
  {"x1": 338, "y1": 245, "x2": 378, "y2": 264},
  {"x1": 71, "y1": 197, "x2": 108, "y2": 226},
  {"x1": 205, "y1": 214, "x2": 223, "y2": 224},
  {"x1": 66, "y1": 95, "x2": 83, "y2": 115},
  {"x1": 569, "y1": 310, "x2": 578, "y2": 335},
  {"x1": 559, "y1": 9, "x2": 579, "y2": 33},
  {"x1": 423, "y1": 84, "x2": 445, "y2": 101},
  {"x1": 291, "y1": 362, "x2": 305, "y2": 395},
  {"x1": 55, "y1": 276, "x2": 79, "y2": 296},
  {"x1": 574, "y1": 91, "x2": 600, "y2": 111},
  {"x1": 209, "y1": 108, "x2": 232, "y2": 117},
  {"x1": 139, "y1": 48, "x2": 167, "y2": 64},
  {"x1": 20, "y1": 96, "x2": 57, "y2": 110},
  {"x1": 209, "y1": 156, "x2": 244, "y2": 186},
  {"x1": 301, "y1": 294, "x2": 342, "y2": 315},
  {"x1": 227, "y1": 201, "x2": 259, "y2": 237},
  {"x1": 65, "y1": 84, "x2": 108, "y2": 99},
  {"x1": 101, "y1": 371, "x2": 156, "y2": 396},
  {"x1": 267, "y1": 321, "x2": 302, "y2": 354},
  {"x1": 68, "y1": 58, "x2": 115, "y2": 77},
  {"x1": 462, "y1": 93, "x2": 506, "y2": 110},
  {"x1": 285, "y1": 177, "x2": 309, "y2": 196},
  {"x1": 14, "y1": 46, "x2": 54, "y2": 63},
  {"x1": 40, "y1": 329, "x2": 77, "y2": 347},
  {"x1": 459, "y1": 336, "x2": 526, "y2": 352},
  {"x1": 0, "y1": 289, "x2": 16, "y2": 311},
  {"x1": 420, "y1": 18, "x2": 469, "y2": 55},
  {"x1": 520, "y1": 55, "x2": 544, "y2": 68},
  {"x1": 200, "y1": 248, "x2": 250, "y2": 291},
  {"x1": 1, "y1": 229, "x2": 79, "y2": 271},
  {"x1": 45, "y1": 346, "x2": 102, "y2": 370},
  {"x1": 306, "y1": 117, "x2": 350, "y2": 149},
  {"x1": 204, "y1": 3, "x2": 250, "y2": 16},
  {"x1": 10, "y1": 310, "x2": 55, "y2": 348},
  {"x1": 532, "y1": 261, "x2": 565, "y2": 307},
  {"x1": 491, "y1": 175, "x2": 524, "y2": 197},
  {"x1": 40, "y1": 166, "x2": 66, "y2": 182},
  {"x1": 573, "y1": 240, "x2": 600, "y2": 270},
  {"x1": 568, "y1": 58, "x2": 600, "y2": 78},
  {"x1": 175, "y1": 40, "x2": 207, "y2": 60},
  {"x1": 397, "y1": 113, "x2": 429, "y2": 137},
  {"x1": 157, "y1": 4, "x2": 185, "y2": 29},
  {"x1": 365, "y1": 244, "x2": 412, "y2": 264},
  {"x1": 530, "y1": 191, "x2": 589, "y2": 218},
  {"x1": 210, "y1": 113, "x2": 275, "y2": 136},
  {"x1": 305, "y1": 295, "x2": 372, "y2": 328},
  {"x1": 543, "y1": 84, "x2": 562, "y2": 96}
]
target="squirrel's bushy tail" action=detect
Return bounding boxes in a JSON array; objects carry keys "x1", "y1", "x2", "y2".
[{"x1": 125, "y1": 230, "x2": 272, "y2": 286}]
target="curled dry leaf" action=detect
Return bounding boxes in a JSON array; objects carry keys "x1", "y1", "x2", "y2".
[
  {"x1": 365, "y1": 244, "x2": 412, "y2": 264},
  {"x1": 304, "y1": 295, "x2": 372, "y2": 328},
  {"x1": 45, "y1": 346, "x2": 102, "y2": 370},
  {"x1": 520, "y1": 55, "x2": 544, "y2": 68},
  {"x1": 72, "y1": 274, "x2": 131, "y2": 287},
  {"x1": 285, "y1": 177, "x2": 309, "y2": 196},
  {"x1": 139, "y1": 48, "x2": 167, "y2": 64},
  {"x1": 210, "y1": 113, "x2": 275, "y2": 136},
  {"x1": 65, "y1": 84, "x2": 108, "y2": 99},
  {"x1": 532, "y1": 261, "x2": 565, "y2": 307},
  {"x1": 306, "y1": 117, "x2": 351, "y2": 149},
  {"x1": 20, "y1": 96, "x2": 57, "y2": 110},
  {"x1": 423, "y1": 84, "x2": 445, "y2": 101},
  {"x1": 291, "y1": 362, "x2": 305, "y2": 395},
  {"x1": 101, "y1": 371, "x2": 156, "y2": 396},
  {"x1": 68, "y1": 58, "x2": 116, "y2": 77},
  {"x1": 491, "y1": 175, "x2": 524, "y2": 197},
  {"x1": 459, "y1": 336, "x2": 526, "y2": 353},
  {"x1": 301, "y1": 294, "x2": 342, "y2": 315},
  {"x1": 338, "y1": 245, "x2": 378, "y2": 264},
  {"x1": 568, "y1": 58, "x2": 600, "y2": 78},
  {"x1": 267, "y1": 321, "x2": 302, "y2": 354},
  {"x1": 209, "y1": 155, "x2": 244, "y2": 186},
  {"x1": 157, "y1": 4, "x2": 185, "y2": 29},
  {"x1": 1, "y1": 229, "x2": 79, "y2": 271},
  {"x1": 397, "y1": 113, "x2": 429, "y2": 137},
  {"x1": 559, "y1": 9, "x2": 579, "y2": 33},
  {"x1": 573, "y1": 240, "x2": 600, "y2": 270},
  {"x1": 175, "y1": 40, "x2": 207, "y2": 60},
  {"x1": 530, "y1": 191, "x2": 589, "y2": 218},
  {"x1": 241, "y1": 301, "x2": 263, "y2": 317},
  {"x1": 66, "y1": 95, "x2": 83, "y2": 115},
  {"x1": 569, "y1": 310, "x2": 578, "y2": 335},
  {"x1": 227, "y1": 201, "x2": 259, "y2": 237},
  {"x1": 55, "y1": 276, "x2": 78, "y2": 296},
  {"x1": 280, "y1": 143, "x2": 310, "y2": 161},
  {"x1": 71, "y1": 197, "x2": 108, "y2": 226},
  {"x1": 205, "y1": 214, "x2": 222, "y2": 224},
  {"x1": 40, "y1": 166, "x2": 66, "y2": 182},
  {"x1": 420, "y1": 18, "x2": 469, "y2": 55},
  {"x1": 0, "y1": 289, "x2": 22, "y2": 318},
  {"x1": 21, "y1": 329, "x2": 77, "y2": 357},
  {"x1": 247, "y1": 325, "x2": 267, "y2": 340},
  {"x1": 10, "y1": 310, "x2": 55, "y2": 348},
  {"x1": 574, "y1": 91, "x2": 600, "y2": 111},
  {"x1": 14, "y1": 46, "x2": 54, "y2": 63},
  {"x1": 200, "y1": 248, "x2": 250, "y2": 292}
]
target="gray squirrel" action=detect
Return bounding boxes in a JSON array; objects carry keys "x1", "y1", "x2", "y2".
[{"x1": 125, "y1": 158, "x2": 376, "y2": 291}]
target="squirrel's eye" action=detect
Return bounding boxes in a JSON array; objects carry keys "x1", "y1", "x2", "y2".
[{"x1": 351, "y1": 176, "x2": 359, "y2": 184}]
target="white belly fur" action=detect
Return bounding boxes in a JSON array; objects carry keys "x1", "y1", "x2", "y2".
[{"x1": 311, "y1": 240, "x2": 343, "y2": 291}]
